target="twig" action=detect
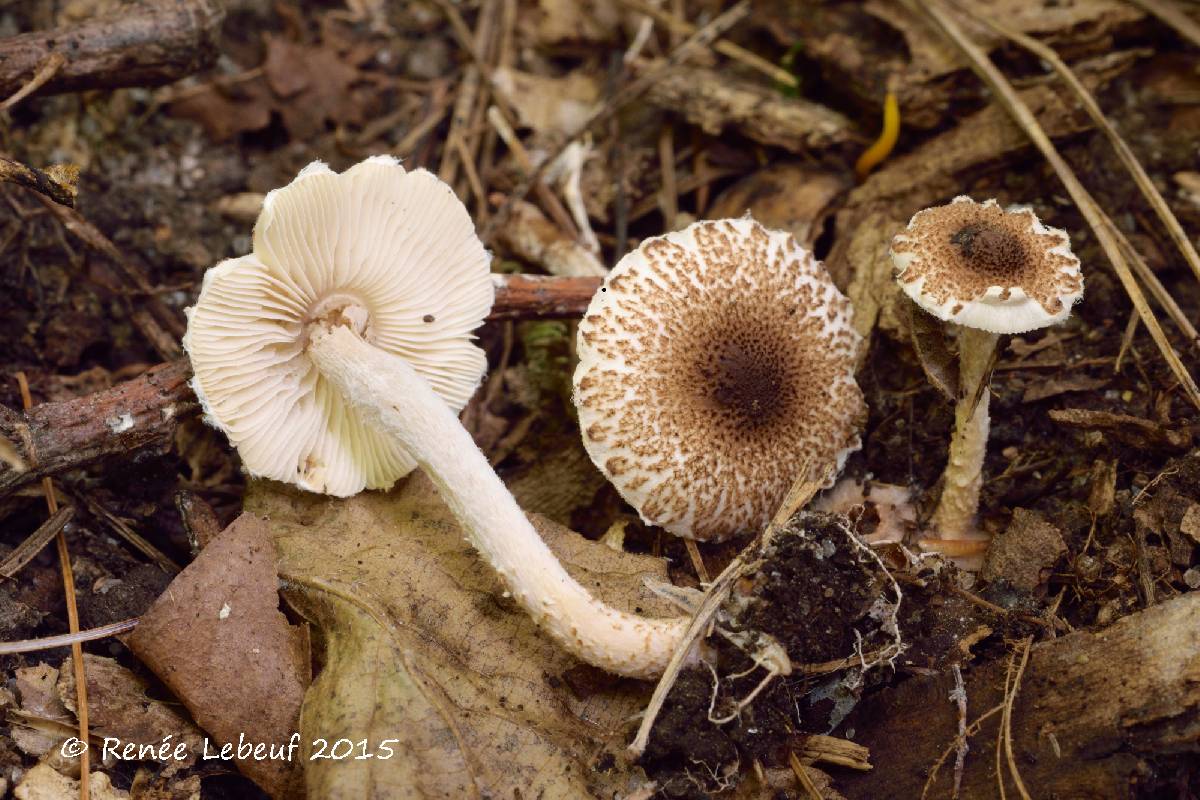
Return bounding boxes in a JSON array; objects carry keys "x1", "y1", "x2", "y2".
[
  {"x1": 957, "y1": 2, "x2": 1200, "y2": 292},
  {"x1": 950, "y1": 664, "x2": 968, "y2": 799},
  {"x1": 0, "y1": 0, "x2": 223, "y2": 99},
  {"x1": 69, "y1": 489, "x2": 181, "y2": 574},
  {"x1": 788, "y1": 751, "x2": 826, "y2": 800},
  {"x1": 0, "y1": 156, "x2": 77, "y2": 206},
  {"x1": 0, "y1": 618, "x2": 139, "y2": 655},
  {"x1": 1002, "y1": 636, "x2": 1034, "y2": 800},
  {"x1": 0, "y1": 505, "x2": 73, "y2": 579},
  {"x1": 920, "y1": 703, "x2": 1004, "y2": 799},
  {"x1": 16, "y1": 374, "x2": 89, "y2": 800},
  {"x1": 912, "y1": 0, "x2": 1200, "y2": 411},
  {"x1": 615, "y1": 0, "x2": 799, "y2": 88},
  {"x1": 0, "y1": 52, "x2": 65, "y2": 112},
  {"x1": 684, "y1": 538, "x2": 710, "y2": 584}
]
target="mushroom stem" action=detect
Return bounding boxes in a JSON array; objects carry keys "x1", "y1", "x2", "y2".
[
  {"x1": 307, "y1": 323, "x2": 689, "y2": 678},
  {"x1": 931, "y1": 325, "x2": 999, "y2": 540}
]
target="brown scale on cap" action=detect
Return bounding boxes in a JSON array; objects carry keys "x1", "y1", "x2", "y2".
[
  {"x1": 574, "y1": 218, "x2": 866, "y2": 542},
  {"x1": 892, "y1": 197, "x2": 1083, "y2": 324}
]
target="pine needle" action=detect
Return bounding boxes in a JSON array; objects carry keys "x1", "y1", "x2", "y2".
[{"x1": 16, "y1": 373, "x2": 90, "y2": 800}]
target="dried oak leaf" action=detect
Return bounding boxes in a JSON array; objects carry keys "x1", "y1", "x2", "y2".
[
  {"x1": 171, "y1": 36, "x2": 364, "y2": 142},
  {"x1": 248, "y1": 473, "x2": 675, "y2": 799},
  {"x1": 262, "y1": 37, "x2": 364, "y2": 140},
  {"x1": 128, "y1": 515, "x2": 308, "y2": 800}
]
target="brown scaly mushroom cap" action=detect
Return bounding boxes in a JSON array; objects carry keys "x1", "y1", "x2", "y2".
[
  {"x1": 574, "y1": 217, "x2": 866, "y2": 542},
  {"x1": 891, "y1": 196, "x2": 1083, "y2": 334}
]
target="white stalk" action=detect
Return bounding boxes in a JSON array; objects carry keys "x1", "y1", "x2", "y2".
[
  {"x1": 931, "y1": 325, "x2": 999, "y2": 540},
  {"x1": 308, "y1": 324, "x2": 689, "y2": 678}
]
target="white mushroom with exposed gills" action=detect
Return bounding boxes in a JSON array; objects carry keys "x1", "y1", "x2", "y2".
[
  {"x1": 574, "y1": 217, "x2": 867, "y2": 542},
  {"x1": 185, "y1": 156, "x2": 688, "y2": 678},
  {"x1": 890, "y1": 196, "x2": 1083, "y2": 548}
]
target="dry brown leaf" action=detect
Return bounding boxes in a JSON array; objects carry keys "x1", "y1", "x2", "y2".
[
  {"x1": 262, "y1": 37, "x2": 364, "y2": 140},
  {"x1": 11, "y1": 664, "x2": 72, "y2": 759},
  {"x1": 1020, "y1": 374, "x2": 1109, "y2": 403},
  {"x1": 128, "y1": 515, "x2": 308, "y2": 799},
  {"x1": 55, "y1": 655, "x2": 205, "y2": 771},
  {"x1": 840, "y1": 211, "x2": 908, "y2": 344},
  {"x1": 248, "y1": 473, "x2": 677, "y2": 799},
  {"x1": 708, "y1": 163, "x2": 847, "y2": 249},
  {"x1": 908, "y1": 302, "x2": 959, "y2": 401}
]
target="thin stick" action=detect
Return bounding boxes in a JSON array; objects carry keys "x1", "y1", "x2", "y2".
[
  {"x1": 658, "y1": 124, "x2": 678, "y2": 230},
  {"x1": 0, "y1": 505, "x2": 73, "y2": 579},
  {"x1": 789, "y1": 751, "x2": 826, "y2": 800},
  {"x1": 616, "y1": 0, "x2": 798, "y2": 88},
  {"x1": 1116, "y1": 308, "x2": 1140, "y2": 372},
  {"x1": 16, "y1": 374, "x2": 90, "y2": 800},
  {"x1": 921, "y1": 703, "x2": 1005, "y2": 799},
  {"x1": 950, "y1": 664, "x2": 968, "y2": 799},
  {"x1": 913, "y1": 0, "x2": 1200, "y2": 411},
  {"x1": 958, "y1": 2, "x2": 1200, "y2": 291},
  {"x1": 684, "y1": 538, "x2": 710, "y2": 584},
  {"x1": 0, "y1": 618, "x2": 139, "y2": 655},
  {"x1": 1, "y1": 52, "x2": 65, "y2": 112},
  {"x1": 1003, "y1": 636, "x2": 1034, "y2": 800}
]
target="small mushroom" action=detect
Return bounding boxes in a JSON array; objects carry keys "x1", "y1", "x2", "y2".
[
  {"x1": 186, "y1": 157, "x2": 688, "y2": 678},
  {"x1": 891, "y1": 196, "x2": 1083, "y2": 547},
  {"x1": 574, "y1": 217, "x2": 867, "y2": 542}
]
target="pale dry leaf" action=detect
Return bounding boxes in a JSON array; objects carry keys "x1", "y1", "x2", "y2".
[
  {"x1": 841, "y1": 211, "x2": 908, "y2": 345},
  {"x1": 128, "y1": 515, "x2": 308, "y2": 799},
  {"x1": 14, "y1": 764, "x2": 128, "y2": 800},
  {"x1": 248, "y1": 473, "x2": 679, "y2": 799},
  {"x1": 493, "y1": 68, "x2": 600, "y2": 136}
]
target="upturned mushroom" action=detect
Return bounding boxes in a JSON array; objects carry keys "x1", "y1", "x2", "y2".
[
  {"x1": 574, "y1": 217, "x2": 867, "y2": 542},
  {"x1": 890, "y1": 196, "x2": 1083, "y2": 546},
  {"x1": 185, "y1": 156, "x2": 688, "y2": 678}
]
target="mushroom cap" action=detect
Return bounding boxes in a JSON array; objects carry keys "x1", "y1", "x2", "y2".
[
  {"x1": 890, "y1": 196, "x2": 1083, "y2": 334},
  {"x1": 573, "y1": 217, "x2": 866, "y2": 542},
  {"x1": 183, "y1": 156, "x2": 493, "y2": 496}
]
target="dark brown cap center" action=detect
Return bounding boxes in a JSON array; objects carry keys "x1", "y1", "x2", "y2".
[
  {"x1": 696, "y1": 335, "x2": 787, "y2": 429},
  {"x1": 949, "y1": 223, "x2": 1027, "y2": 281}
]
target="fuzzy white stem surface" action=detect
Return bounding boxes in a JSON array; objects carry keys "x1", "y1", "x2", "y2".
[
  {"x1": 931, "y1": 326, "x2": 999, "y2": 541},
  {"x1": 308, "y1": 324, "x2": 689, "y2": 678}
]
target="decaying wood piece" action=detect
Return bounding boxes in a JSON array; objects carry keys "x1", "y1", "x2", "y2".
[
  {"x1": 0, "y1": 275, "x2": 601, "y2": 494},
  {"x1": 488, "y1": 273, "x2": 600, "y2": 319},
  {"x1": 643, "y1": 64, "x2": 852, "y2": 151},
  {"x1": 493, "y1": 198, "x2": 606, "y2": 277},
  {"x1": 0, "y1": 157, "x2": 77, "y2": 206},
  {"x1": 0, "y1": 0, "x2": 224, "y2": 100},
  {"x1": 839, "y1": 592, "x2": 1200, "y2": 799},
  {"x1": 0, "y1": 360, "x2": 195, "y2": 494}
]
